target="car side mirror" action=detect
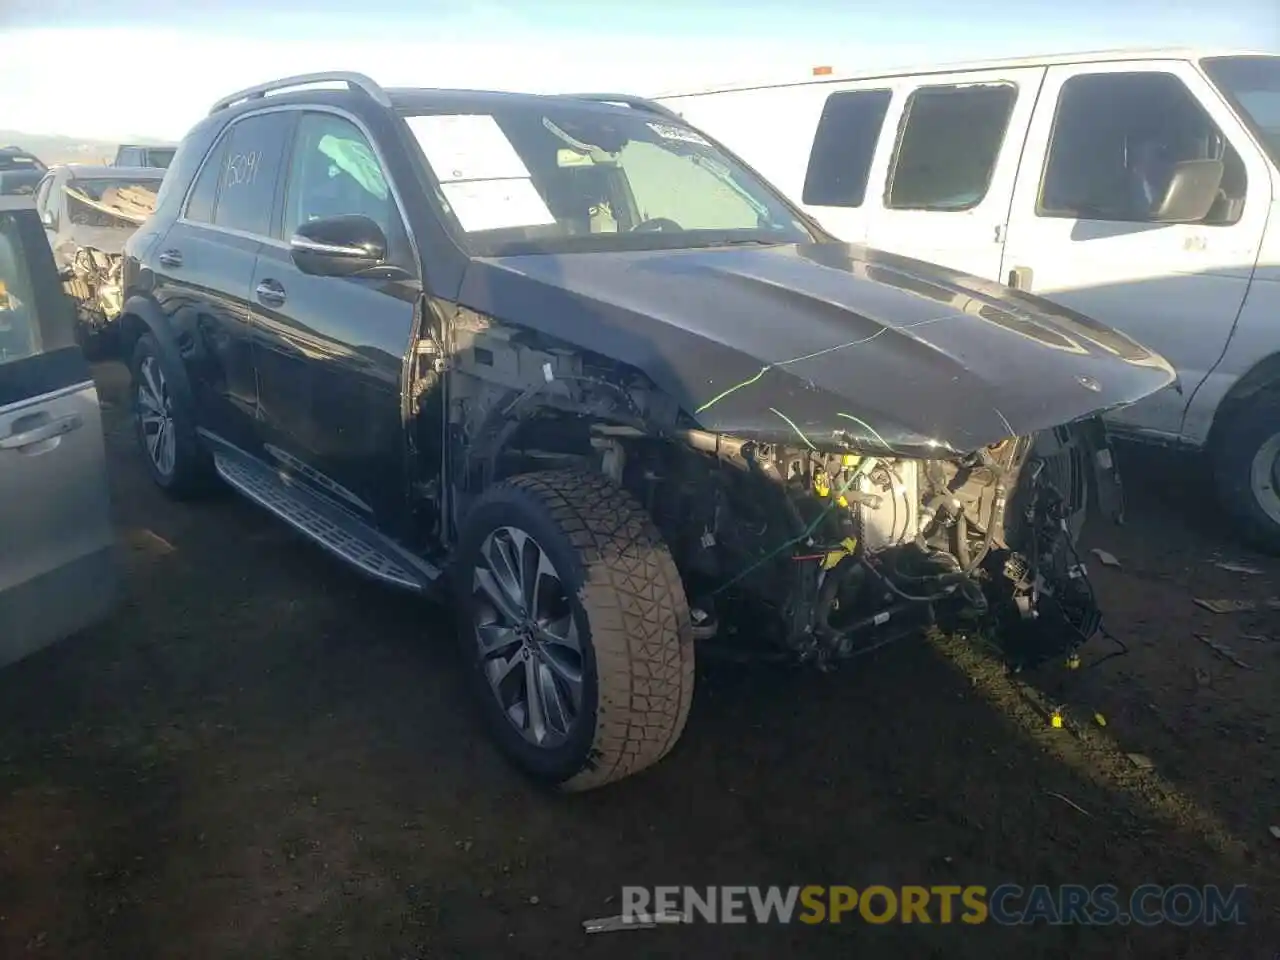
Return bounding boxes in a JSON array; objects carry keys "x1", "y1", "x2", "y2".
[
  {"x1": 289, "y1": 214, "x2": 388, "y2": 278},
  {"x1": 39, "y1": 208, "x2": 54, "y2": 227},
  {"x1": 1149, "y1": 159, "x2": 1224, "y2": 224}
]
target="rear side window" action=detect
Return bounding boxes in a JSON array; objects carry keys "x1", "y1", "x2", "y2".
[
  {"x1": 886, "y1": 83, "x2": 1017, "y2": 211},
  {"x1": 0, "y1": 212, "x2": 43, "y2": 364},
  {"x1": 211, "y1": 114, "x2": 291, "y2": 237},
  {"x1": 117, "y1": 147, "x2": 140, "y2": 165},
  {"x1": 802, "y1": 89, "x2": 891, "y2": 207},
  {"x1": 184, "y1": 138, "x2": 226, "y2": 224}
]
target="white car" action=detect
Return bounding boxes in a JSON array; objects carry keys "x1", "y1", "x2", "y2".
[{"x1": 656, "y1": 48, "x2": 1280, "y2": 551}]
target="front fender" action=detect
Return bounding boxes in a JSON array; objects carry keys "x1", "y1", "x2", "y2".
[{"x1": 119, "y1": 293, "x2": 198, "y2": 413}]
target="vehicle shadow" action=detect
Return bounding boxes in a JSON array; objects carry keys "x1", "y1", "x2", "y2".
[{"x1": 0, "y1": 363, "x2": 1275, "y2": 959}]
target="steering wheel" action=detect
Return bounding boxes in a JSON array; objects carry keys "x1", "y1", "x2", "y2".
[{"x1": 630, "y1": 217, "x2": 683, "y2": 233}]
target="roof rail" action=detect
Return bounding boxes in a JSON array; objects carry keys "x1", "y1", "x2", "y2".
[
  {"x1": 562, "y1": 93, "x2": 684, "y2": 122},
  {"x1": 209, "y1": 71, "x2": 391, "y2": 115}
]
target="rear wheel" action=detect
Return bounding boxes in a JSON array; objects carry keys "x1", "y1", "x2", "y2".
[
  {"x1": 453, "y1": 469, "x2": 695, "y2": 791},
  {"x1": 130, "y1": 332, "x2": 215, "y2": 498},
  {"x1": 1213, "y1": 392, "x2": 1280, "y2": 554}
]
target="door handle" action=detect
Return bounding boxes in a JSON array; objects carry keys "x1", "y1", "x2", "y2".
[
  {"x1": 1007, "y1": 266, "x2": 1033, "y2": 291},
  {"x1": 0, "y1": 412, "x2": 83, "y2": 451},
  {"x1": 255, "y1": 279, "x2": 286, "y2": 307},
  {"x1": 158, "y1": 249, "x2": 183, "y2": 268}
]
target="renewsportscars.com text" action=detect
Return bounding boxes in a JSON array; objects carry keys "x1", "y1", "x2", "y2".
[{"x1": 622, "y1": 883, "x2": 1248, "y2": 926}]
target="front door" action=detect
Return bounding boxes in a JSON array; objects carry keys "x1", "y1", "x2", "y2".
[
  {"x1": 0, "y1": 200, "x2": 116, "y2": 667},
  {"x1": 862, "y1": 67, "x2": 1046, "y2": 280},
  {"x1": 999, "y1": 61, "x2": 1270, "y2": 439},
  {"x1": 250, "y1": 109, "x2": 419, "y2": 534}
]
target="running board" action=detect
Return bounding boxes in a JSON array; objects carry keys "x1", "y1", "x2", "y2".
[{"x1": 211, "y1": 449, "x2": 441, "y2": 592}]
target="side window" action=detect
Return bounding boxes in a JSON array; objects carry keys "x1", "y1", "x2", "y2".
[
  {"x1": 0, "y1": 213, "x2": 42, "y2": 364},
  {"x1": 184, "y1": 137, "x2": 226, "y2": 224},
  {"x1": 117, "y1": 148, "x2": 138, "y2": 166},
  {"x1": 212, "y1": 113, "x2": 291, "y2": 237},
  {"x1": 282, "y1": 112, "x2": 397, "y2": 242},
  {"x1": 886, "y1": 83, "x2": 1017, "y2": 211},
  {"x1": 1039, "y1": 72, "x2": 1247, "y2": 226},
  {"x1": 802, "y1": 89, "x2": 892, "y2": 207}
]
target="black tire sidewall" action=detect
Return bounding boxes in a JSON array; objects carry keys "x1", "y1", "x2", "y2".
[
  {"x1": 452, "y1": 487, "x2": 602, "y2": 786},
  {"x1": 1214, "y1": 394, "x2": 1280, "y2": 554}
]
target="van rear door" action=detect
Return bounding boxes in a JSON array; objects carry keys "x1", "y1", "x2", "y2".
[
  {"x1": 862, "y1": 67, "x2": 1046, "y2": 280},
  {"x1": 0, "y1": 198, "x2": 116, "y2": 667}
]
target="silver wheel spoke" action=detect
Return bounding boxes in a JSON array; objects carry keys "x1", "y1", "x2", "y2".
[
  {"x1": 476, "y1": 621, "x2": 519, "y2": 657},
  {"x1": 485, "y1": 647, "x2": 524, "y2": 688},
  {"x1": 523, "y1": 654, "x2": 548, "y2": 744},
  {"x1": 535, "y1": 657, "x2": 573, "y2": 736},
  {"x1": 536, "y1": 614, "x2": 580, "y2": 653},
  {"x1": 539, "y1": 649, "x2": 583, "y2": 710}
]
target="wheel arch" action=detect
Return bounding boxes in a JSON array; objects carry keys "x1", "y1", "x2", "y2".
[{"x1": 118, "y1": 295, "x2": 197, "y2": 411}]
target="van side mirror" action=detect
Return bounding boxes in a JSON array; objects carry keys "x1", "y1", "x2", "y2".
[
  {"x1": 1150, "y1": 159, "x2": 1224, "y2": 224},
  {"x1": 289, "y1": 214, "x2": 387, "y2": 278}
]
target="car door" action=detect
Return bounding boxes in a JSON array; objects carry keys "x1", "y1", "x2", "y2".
[
  {"x1": 250, "y1": 108, "x2": 419, "y2": 533},
  {"x1": 149, "y1": 111, "x2": 292, "y2": 454},
  {"x1": 862, "y1": 67, "x2": 1046, "y2": 280},
  {"x1": 999, "y1": 60, "x2": 1270, "y2": 439},
  {"x1": 0, "y1": 199, "x2": 115, "y2": 667}
]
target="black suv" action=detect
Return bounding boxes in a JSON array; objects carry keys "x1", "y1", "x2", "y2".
[{"x1": 120, "y1": 72, "x2": 1173, "y2": 791}]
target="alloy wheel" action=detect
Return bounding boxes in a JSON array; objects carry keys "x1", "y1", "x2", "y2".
[
  {"x1": 471, "y1": 525, "x2": 585, "y2": 748},
  {"x1": 137, "y1": 355, "x2": 176, "y2": 479}
]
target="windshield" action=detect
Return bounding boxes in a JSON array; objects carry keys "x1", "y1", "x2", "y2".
[
  {"x1": 401, "y1": 103, "x2": 814, "y2": 255},
  {"x1": 0, "y1": 151, "x2": 44, "y2": 173},
  {"x1": 66, "y1": 177, "x2": 161, "y2": 228},
  {"x1": 1202, "y1": 55, "x2": 1280, "y2": 169}
]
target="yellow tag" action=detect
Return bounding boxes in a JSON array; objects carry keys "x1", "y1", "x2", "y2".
[
  {"x1": 1094, "y1": 713, "x2": 1107, "y2": 728},
  {"x1": 841, "y1": 537, "x2": 858, "y2": 554},
  {"x1": 822, "y1": 550, "x2": 847, "y2": 571},
  {"x1": 1066, "y1": 653, "x2": 1081, "y2": 670},
  {"x1": 1050, "y1": 712, "x2": 1063, "y2": 729},
  {"x1": 836, "y1": 495, "x2": 848, "y2": 508},
  {"x1": 842, "y1": 454, "x2": 860, "y2": 467}
]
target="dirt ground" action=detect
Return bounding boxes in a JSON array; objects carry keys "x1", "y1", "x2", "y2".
[{"x1": 1, "y1": 360, "x2": 1278, "y2": 959}]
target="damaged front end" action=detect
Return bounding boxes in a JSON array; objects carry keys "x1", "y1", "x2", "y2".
[
  {"x1": 62, "y1": 246, "x2": 124, "y2": 336},
  {"x1": 605, "y1": 419, "x2": 1125, "y2": 672}
]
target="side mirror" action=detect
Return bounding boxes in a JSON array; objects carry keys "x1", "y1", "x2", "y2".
[
  {"x1": 39, "y1": 208, "x2": 54, "y2": 227},
  {"x1": 1150, "y1": 159, "x2": 1224, "y2": 224},
  {"x1": 289, "y1": 214, "x2": 387, "y2": 278}
]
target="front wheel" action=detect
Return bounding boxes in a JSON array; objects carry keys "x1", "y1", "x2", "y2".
[
  {"x1": 453, "y1": 469, "x2": 695, "y2": 792},
  {"x1": 1213, "y1": 392, "x2": 1280, "y2": 555}
]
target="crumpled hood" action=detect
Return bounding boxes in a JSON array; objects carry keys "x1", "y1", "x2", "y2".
[{"x1": 459, "y1": 241, "x2": 1175, "y2": 455}]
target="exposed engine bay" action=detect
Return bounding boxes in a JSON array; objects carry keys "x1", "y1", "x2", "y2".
[
  {"x1": 61, "y1": 246, "x2": 124, "y2": 334},
  {"x1": 431, "y1": 310, "x2": 1125, "y2": 673}
]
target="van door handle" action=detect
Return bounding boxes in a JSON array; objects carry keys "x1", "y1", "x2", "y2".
[
  {"x1": 1007, "y1": 266, "x2": 1033, "y2": 291},
  {"x1": 158, "y1": 249, "x2": 183, "y2": 268},
  {"x1": 0, "y1": 412, "x2": 83, "y2": 451},
  {"x1": 255, "y1": 279, "x2": 286, "y2": 307}
]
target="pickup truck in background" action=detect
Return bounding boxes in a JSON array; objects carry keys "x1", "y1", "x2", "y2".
[{"x1": 0, "y1": 146, "x2": 47, "y2": 196}]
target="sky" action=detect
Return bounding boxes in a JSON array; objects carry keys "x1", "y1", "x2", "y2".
[{"x1": 1, "y1": 0, "x2": 1277, "y2": 141}]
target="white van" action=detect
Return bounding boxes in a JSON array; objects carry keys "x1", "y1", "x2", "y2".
[{"x1": 656, "y1": 49, "x2": 1280, "y2": 550}]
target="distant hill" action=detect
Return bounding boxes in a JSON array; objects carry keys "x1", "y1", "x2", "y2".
[{"x1": 0, "y1": 130, "x2": 175, "y2": 167}]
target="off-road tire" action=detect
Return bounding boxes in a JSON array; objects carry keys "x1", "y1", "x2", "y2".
[
  {"x1": 453, "y1": 469, "x2": 695, "y2": 791},
  {"x1": 130, "y1": 332, "x2": 216, "y2": 499},
  {"x1": 1212, "y1": 392, "x2": 1280, "y2": 555}
]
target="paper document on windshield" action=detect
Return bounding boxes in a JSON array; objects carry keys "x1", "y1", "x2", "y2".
[
  {"x1": 441, "y1": 179, "x2": 556, "y2": 232},
  {"x1": 405, "y1": 114, "x2": 532, "y2": 183}
]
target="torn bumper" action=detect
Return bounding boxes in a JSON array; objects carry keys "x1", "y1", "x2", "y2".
[{"x1": 61, "y1": 247, "x2": 124, "y2": 332}]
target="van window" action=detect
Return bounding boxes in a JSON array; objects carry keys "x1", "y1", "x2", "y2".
[
  {"x1": 1038, "y1": 72, "x2": 1247, "y2": 226},
  {"x1": 802, "y1": 89, "x2": 891, "y2": 207},
  {"x1": 885, "y1": 84, "x2": 1017, "y2": 211}
]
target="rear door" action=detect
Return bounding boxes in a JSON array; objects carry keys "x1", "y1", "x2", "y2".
[
  {"x1": 0, "y1": 198, "x2": 116, "y2": 667},
  {"x1": 862, "y1": 67, "x2": 1046, "y2": 279}
]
